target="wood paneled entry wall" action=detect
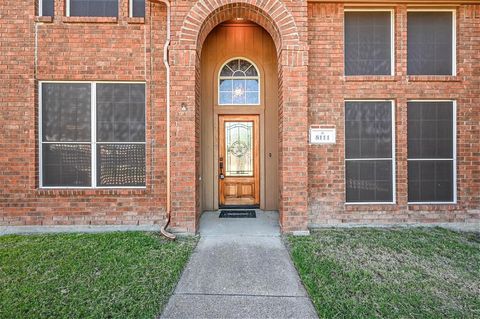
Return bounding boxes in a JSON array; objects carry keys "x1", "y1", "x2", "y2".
[{"x1": 200, "y1": 21, "x2": 279, "y2": 211}]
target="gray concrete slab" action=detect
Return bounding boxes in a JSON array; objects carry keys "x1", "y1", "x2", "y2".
[
  {"x1": 175, "y1": 236, "x2": 307, "y2": 296},
  {"x1": 161, "y1": 210, "x2": 318, "y2": 319},
  {"x1": 161, "y1": 294, "x2": 318, "y2": 319},
  {"x1": 200, "y1": 210, "x2": 280, "y2": 237}
]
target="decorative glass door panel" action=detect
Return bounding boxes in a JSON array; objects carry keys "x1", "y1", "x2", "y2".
[
  {"x1": 225, "y1": 122, "x2": 253, "y2": 177},
  {"x1": 219, "y1": 115, "x2": 259, "y2": 206}
]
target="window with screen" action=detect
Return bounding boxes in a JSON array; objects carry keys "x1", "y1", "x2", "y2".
[
  {"x1": 345, "y1": 101, "x2": 394, "y2": 203},
  {"x1": 131, "y1": 0, "x2": 145, "y2": 17},
  {"x1": 219, "y1": 59, "x2": 260, "y2": 105},
  {"x1": 344, "y1": 11, "x2": 393, "y2": 76},
  {"x1": 40, "y1": 82, "x2": 146, "y2": 188},
  {"x1": 407, "y1": 101, "x2": 455, "y2": 203},
  {"x1": 407, "y1": 11, "x2": 454, "y2": 75},
  {"x1": 40, "y1": 0, "x2": 54, "y2": 16},
  {"x1": 68, "y1": 0, "x2": 118, "y2": 17}
]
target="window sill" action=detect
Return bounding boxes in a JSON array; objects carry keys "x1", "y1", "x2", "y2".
[
  {"x1": 35, "y1": 16, "x2": 54, "y2": 23},
  {"x1": 63, "y1": 16, "x2": 118, "y2": 24},
  {"x1": 344, "y1": 75, "x2": 398, "y2": 82},
  {"x1": 126, "y1": 17, "x2": 145, "y2": 24},
  {"x1": 407, "y1": 75, "x2": 460, "y2": 82},
  {"x1": 36, "y1": 188, "x2": 147, "y2": 196}
]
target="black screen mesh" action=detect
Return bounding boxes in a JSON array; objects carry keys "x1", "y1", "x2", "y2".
[
  {"x1": 41, "y1": 0, "x2": 54, "y2": 16},
  {"x1": 408, "y1": 101, "x2": 454, "y2": 202},
  {"x1": 346, "y1": 160, "x2": 393, "y2": 202},
  {"x1": 43, "y1": 144, "x2": 91, "y2": 187},
  {"x1": 96, "y1": 84, "x2": 145, "y2": 143},
  {"x1": 42, "y1": 83, "x2": 91, "y2": 142},
  {"x1": 345, "y1": 101, "x2": 392, "y2": 159},
  {"x1": 408, "y1": 101, "x2": 453, "y2": 159},
  {"x1": 97, "y1": 144, "x2": 146, "y2": 186},
  {"x1": 408, "y1": 160, "x2": 454, "y2": 202},
  {"x1": 344, "y1": 11, "x2": 391, "y2": 75},
  {"x1": 70, "y1": 0, "x2": 118, "y2": 17},
  {"x1": 407, "y1": 12, "x2": 453, "y2": 75},
  {"x1": 132, "y1": 0, "x2": 145, "y2": 17},
  {"x1": 345, "y1": 101, "x2": 393, "y2": 202}
]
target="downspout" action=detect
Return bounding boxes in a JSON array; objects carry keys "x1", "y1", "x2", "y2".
[{"x1": 149, "y1": 0, "x2": 175, "y2": 240}]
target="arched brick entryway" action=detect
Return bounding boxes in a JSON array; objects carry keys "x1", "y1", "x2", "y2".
[{"x1": 168, "y1": 0, "x2": 309, "y2": 234}]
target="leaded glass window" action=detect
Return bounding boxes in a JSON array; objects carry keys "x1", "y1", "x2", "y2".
[{"x1": 219, "y1": 59, "x2": 260, "y2": 105}]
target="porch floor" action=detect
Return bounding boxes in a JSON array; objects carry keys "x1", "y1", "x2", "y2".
[
  {"x1": 199, "y1": 210, "x2": 280, "y2": 237},
  {"x1": 160, "y1": 210, "x2": 318, "y2": 318}
]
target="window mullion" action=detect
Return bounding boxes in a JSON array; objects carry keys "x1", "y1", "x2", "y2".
[{"x1": 92, "y1": 82, "x2": 97, "y2": 188}]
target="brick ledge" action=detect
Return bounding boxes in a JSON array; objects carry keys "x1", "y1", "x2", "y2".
[
  {"x1": 344, "y1": 75, "x2": 398, "y2": 82},
  {"x1": 63, "y1": 16, "x2": 118, "y2": 24},
  {"x1": 407, "y1": 75, "x2": 461, "y2": 82},
  {"x1": 35, "y1": 16, "x2": 53, "y2": 23},
  {"x1": 126, "y1": 17, "x2": 145, "y2": 24}
]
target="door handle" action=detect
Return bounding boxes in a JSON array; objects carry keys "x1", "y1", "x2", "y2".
[{"x1": 219, "y1": 157, "x2": 224, "y2": 180}]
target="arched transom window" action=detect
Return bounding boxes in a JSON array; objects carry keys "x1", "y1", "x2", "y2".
[{"x1": 219, "y1": 58, "x2": 260, "y2": 105}]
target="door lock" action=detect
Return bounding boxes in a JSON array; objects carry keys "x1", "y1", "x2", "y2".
[{"x1": 219, "y1": 157, "x2": 225, "y2": 180}]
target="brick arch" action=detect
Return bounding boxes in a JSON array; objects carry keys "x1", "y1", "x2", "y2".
[{"x1": 179, "y1": 0, "x2": 300, "y2": 53}]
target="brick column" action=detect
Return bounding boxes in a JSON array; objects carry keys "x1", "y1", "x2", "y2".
[
  {"x1": 168, "y1": 47, "x2": 198, "y2": 234},
  {"x1": 278, "y1": 48, "x2": 309, "y2": 233}
]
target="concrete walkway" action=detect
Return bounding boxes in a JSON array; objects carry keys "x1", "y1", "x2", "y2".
[{"x1": 160, "y1": 211, "x2": 318, "y2": 319}]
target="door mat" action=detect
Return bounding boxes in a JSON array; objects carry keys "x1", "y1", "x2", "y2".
[{"x1": 219, "y1": 210, "x2": 256, "y2": 218}]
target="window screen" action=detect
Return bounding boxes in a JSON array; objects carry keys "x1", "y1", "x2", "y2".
[
  {"x1": 131, "y1": 0, "x2": 145, "y2": 17},
  {"x1": 40, "y1": 0, "x2": 54, "y2": 16},
  {"x1": 42, "y1": 83, "x2": 91, "y2": 142},
  {"x1": 408, "y1": 101, "x2": 455, "y2": 202},
  {"x1": 344, "y1": 11, "x2": 392, "y2": 76},
  {"x1": 41, "y1": 82, "x2": 146, "y2": 188},
  {"x1": 96, "y1": 84, "x2": 146, "y2": 187},
  {"x1": 69, "y1": 0, "x2": 118, "y2": 17},
  {"x1": 345, "y1": 101, "x2": 394, "y2": 202},
  {"x1": 97, "y1": 144, "x2": 145, "y2": 186},
  {"x1": 407, "y1": 12, "x2": 453, "y2": 75},
  {"x1": 41, "y1": 83, "x2": 91, "y2": 187}
]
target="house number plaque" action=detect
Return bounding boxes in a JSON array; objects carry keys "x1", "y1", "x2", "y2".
[{"x1": 309, "y1": 127, "x2": 336, "y2": 144}]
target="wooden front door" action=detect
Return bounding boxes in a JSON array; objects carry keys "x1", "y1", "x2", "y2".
[{"x1": 219, "y1": 115, "x2": 260, "y2": 206}]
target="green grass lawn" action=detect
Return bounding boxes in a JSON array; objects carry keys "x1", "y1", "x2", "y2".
[
  {"x1": 287, "y1": 227, "x2": 480, "y2": 319},
  {"x1": 0, "y1": 232, "x2": 196, "y2": 319}
]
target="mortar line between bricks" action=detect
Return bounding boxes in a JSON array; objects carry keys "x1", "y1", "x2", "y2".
[{"x1": 173, "y1": 292, "x2": 310, "y2": 299}]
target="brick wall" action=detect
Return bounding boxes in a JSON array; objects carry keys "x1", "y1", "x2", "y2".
[
  {"x1": 0, "y1": 0, "x2": 478, "y2": 230},
  {"x1": 307, "y1": 3, "x2": 480, "y2": 226},
  {"x1": 0, "y1": 0, "x2": 169, "y2": 226}
]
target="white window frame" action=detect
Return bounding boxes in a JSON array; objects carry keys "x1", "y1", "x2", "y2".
[
  {"x1": 344, "y1": 99, "x2": 396, "y2": 205},
  {"x1": 129, "y1": 0, "x2": 144, "y2": 18},
  {"x1": 129, "y1": 0, "x2": 134, "y2": 17},
  {"x1": 39, "y1": 0, "x2": 51, "y2": 16},
  {"x1": 39, "y1": 81, "x2": 147, "y2": 189},
  {"x1": 66, "y1": 0, "x2": 120, "y2": 17},
  {"x1": 407, "y1": 100, "x2": 457, "y2": 204},
  {"x1": 344, "y1": 8, "x2": 395, "y2": 76},
  {"x1": 407, "y1": 8, "x2": 457, "y2": 76},
  {"x1": 218, "y1": 57, "x2": 261, "y2": 106}
]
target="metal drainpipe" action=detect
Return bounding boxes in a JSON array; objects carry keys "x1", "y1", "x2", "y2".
[{"x1": 148, "y1": 0, "x2": 175, "y2": 240}]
